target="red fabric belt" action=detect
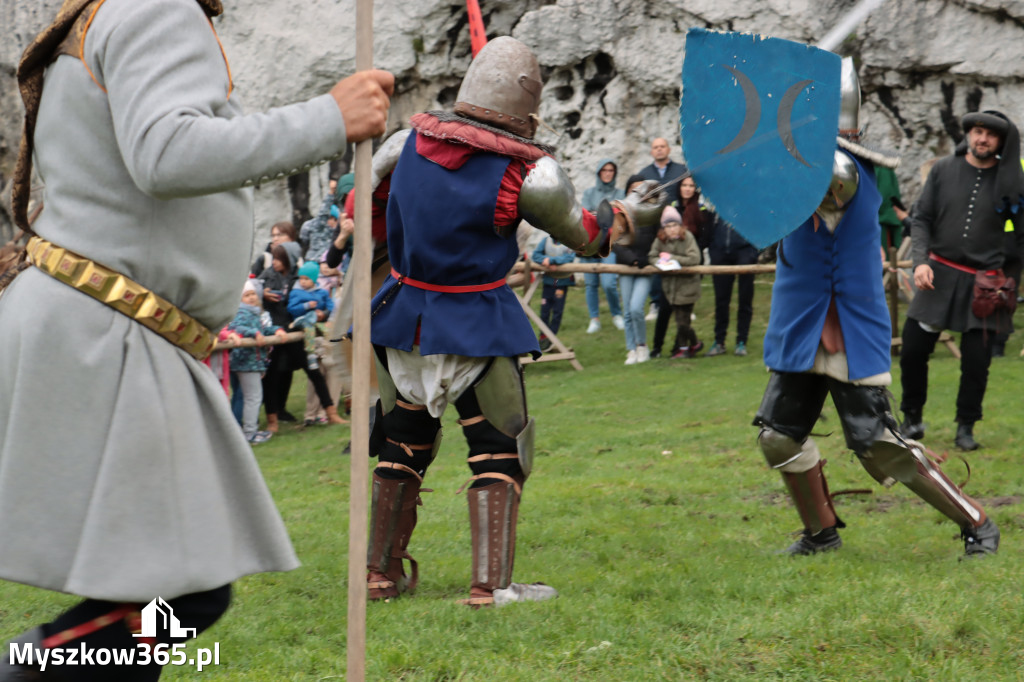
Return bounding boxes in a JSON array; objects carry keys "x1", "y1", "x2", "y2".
[
  {"x1": 929, "y1": 252, "x2": 998, "y2": 276},
  {"x1": 391, "y1": 267, "x2": 506, "y2": 293},
  {"x1": 42, "y1": 604, "x2": 136, "y2": 648}
]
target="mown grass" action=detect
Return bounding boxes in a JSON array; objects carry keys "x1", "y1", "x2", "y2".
[{"x1": 3, "y1": 274, "x2": 1024, "y2": 680}]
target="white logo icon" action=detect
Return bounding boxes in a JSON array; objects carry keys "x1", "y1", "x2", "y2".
[{"x1": 132, "y1": 598, "x2": 197, "y2": 639}]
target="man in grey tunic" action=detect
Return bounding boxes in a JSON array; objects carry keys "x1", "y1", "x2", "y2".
[
  {"x1": 900, "y1": 111, "x2": 1024, "y2": 451},
  {"x1": 0, "y1": 0, "x2": 392, "y2": 679}
]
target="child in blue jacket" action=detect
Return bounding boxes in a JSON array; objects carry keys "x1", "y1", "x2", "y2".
[
  {"x1": 286, "y1": 262, "x2": 346, "y2": 425},
  {"x1": 227, "y1": 280, "x2": 287, "y2": 443},
  {"x1": 532, "y1": 236, "x2": 576, "y2": 351}
]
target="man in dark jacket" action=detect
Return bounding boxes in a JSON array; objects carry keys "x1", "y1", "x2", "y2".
[
  {"x1": 636, "y1": 138, "x2": 689, "y2": 208},
  {"x1": 899, "y1": 110, "x2": 1024, "y2": 451},
  {"x1": 636, "y1": 138, "x2": 689, "y2": 350},
  {"x1": 706, "y1": 214, "x2": 759, "y2": 357}
]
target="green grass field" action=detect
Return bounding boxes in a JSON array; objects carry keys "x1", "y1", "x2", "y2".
[{"x1": 3, "y1": 274, "x2": 1024, "y2": 680}]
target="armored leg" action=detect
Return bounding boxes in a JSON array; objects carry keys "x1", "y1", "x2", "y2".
[
  {"x1": 829, "y1": 380, "x2": 997, "y2": 554},
  {"x1": 754, "y1": 373, "x2": 841, "y2": 554},
  {"x1": 861, "y1": 433, "x2": 993, "y2": 551},
  {"x1": 453, "y1": 359, "x2": 556, "y2": 606},
  {"x1": 759, "y1": 428, "x2": 844, "y2": 554},
  {"x1": 366, "y1": 350, "x2": 442, "y2": 600}
]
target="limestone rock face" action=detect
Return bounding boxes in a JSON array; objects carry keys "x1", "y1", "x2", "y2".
[{"x1": 3, "y1": 0, "x2": 1024, "y2": 243}]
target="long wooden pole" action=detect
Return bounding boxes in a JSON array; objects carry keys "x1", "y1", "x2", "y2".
[{"x1": 347, "y1": 0, "x2": 373, "y2": 678}]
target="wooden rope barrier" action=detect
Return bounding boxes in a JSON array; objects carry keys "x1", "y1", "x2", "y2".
[
  {"x1": 211, "y1": 330, "x2": 304, "y2": 350},
  {"x1": 512, "y1": 260, "x2": 913, "y2": 277}
]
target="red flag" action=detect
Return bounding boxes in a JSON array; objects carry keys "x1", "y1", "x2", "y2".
[{"x1": 466, "y1": 0, "x2": 487, "y2": 57}]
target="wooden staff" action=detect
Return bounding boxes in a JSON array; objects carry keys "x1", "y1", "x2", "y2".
[
  {"x1": 888, "y1": 245, "x2": 900, "y2": 356},
  {"x1": 348, "y1": 0, "x2": 373, "y2": 677}
]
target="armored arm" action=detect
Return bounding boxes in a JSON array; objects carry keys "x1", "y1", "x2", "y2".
[
  {"x1": 517, "y1": 156, "x2": 601, "y2": 256},
  {"x1": 371, "y1": 129, "x2": 412, "y2": 190}
]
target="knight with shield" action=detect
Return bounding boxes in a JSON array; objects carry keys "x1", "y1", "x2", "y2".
[{"x1": 681, "y1": 30, "x2": 999, "y2": 558}]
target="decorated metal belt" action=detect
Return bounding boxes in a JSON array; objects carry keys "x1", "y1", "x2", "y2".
[{"x1": 25, "y1": 236, "x2": 216, "y2": 360}]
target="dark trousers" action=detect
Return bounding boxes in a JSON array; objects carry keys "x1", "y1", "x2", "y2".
[
  {"x1": 710, "y1": 246, "x2": 757, "y2": 346},
  {"x1": 899, "y1": 317, "x2": 993, "y2": 424},
  {"x1": 262, "y1": 340, "x2": 295, "y2": 415},
  {"x1": 263, "y1": 341, "x2": 333, "y2": 413},
  {"x1": 671, "y1": 303, "x2": 697, "y2": 351},
  {"x1": 26, "y1": 585, "x2": 230, "y2": 681},
  {"x1": 230, "y1": 371, "x2": 243, "y2": 424},
  {"x1": 652, "y1": 301, "x2": 674, "y2": 354},
  {"x1": 539, "y1": 283, "x2": 568, "y2": 336}
]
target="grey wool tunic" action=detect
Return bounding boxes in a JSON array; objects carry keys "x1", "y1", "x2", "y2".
[{"x1": 0, "y1": 0, "x2": 348, "y2": 601}]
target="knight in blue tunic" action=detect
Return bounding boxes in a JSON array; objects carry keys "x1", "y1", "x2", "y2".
[
  {"x1": 752, "y1": 61, "x2": 999, "y2": 558},
  {"x1": 360, "y1": 37, "x2": 656, "y2": 607}
]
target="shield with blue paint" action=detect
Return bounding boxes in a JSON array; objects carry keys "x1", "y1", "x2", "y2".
[{"x1": 680, "y1": 29, "x2": 841, "y2": 248}]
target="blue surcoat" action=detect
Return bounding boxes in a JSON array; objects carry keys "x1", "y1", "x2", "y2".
[
  {"x1": 763, "y1": 151, "x2": 892, "y2": 380},
  {"x1": 370, "y1": 132, "x2": 540, "y2": 357}
]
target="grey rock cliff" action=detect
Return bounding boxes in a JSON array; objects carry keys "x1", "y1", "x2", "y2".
[{"x1": 4, "y1": 0, "x2": 1024, "y2": 244}]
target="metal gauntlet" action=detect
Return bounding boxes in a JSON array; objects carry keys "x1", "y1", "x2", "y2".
[
  {"x1": 518, "y1": 156, "x2": 601, "y2": 256},
  {"x1": 610, "y1": 180, "x2": 667, "y2": 241}
]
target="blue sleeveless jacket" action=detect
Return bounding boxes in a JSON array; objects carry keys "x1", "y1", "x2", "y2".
[
  {"x1": 370, "y1": 132, "x2": 540, "y2": 357},
  {"x1": 763, "y1": 151, "x2": 892, "y2": 380}
]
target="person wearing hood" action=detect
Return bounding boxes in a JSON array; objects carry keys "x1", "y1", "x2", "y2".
[{"x1": 579, "y1": 159, "x2": 625, "y2": 333}]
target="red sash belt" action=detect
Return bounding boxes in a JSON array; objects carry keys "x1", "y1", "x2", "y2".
[
  {"x1": 928, "y1": 252, "x2": 999, "y2": 276},
  {"x1": 391, "y1": 267, "x2": 506, "y2": 293}
]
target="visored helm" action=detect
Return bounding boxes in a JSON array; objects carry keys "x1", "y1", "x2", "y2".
[{"x1": 453, "y1": 36, "x2": 543, "y2": 139}]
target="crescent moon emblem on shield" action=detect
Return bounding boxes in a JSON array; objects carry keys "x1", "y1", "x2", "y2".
[
  {"x1": 716, "y1": 65, "x2": 760, "y2": 155},
  {"x1": 778, "y1": 79, "x2": 814, "y2": 167}
]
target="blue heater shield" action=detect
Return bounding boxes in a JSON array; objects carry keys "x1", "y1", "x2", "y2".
[{"x1": 680, "y1": 28, "x2": 841, "y2": 248}]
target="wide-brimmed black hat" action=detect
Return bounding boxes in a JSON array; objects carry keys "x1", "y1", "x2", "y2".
[
  {"x1": 958, "y1": 109, "x2": 1024, "y2": 216},
  {"x1": 961, "y1": 110, "x2": 1010, "y2": 138}
]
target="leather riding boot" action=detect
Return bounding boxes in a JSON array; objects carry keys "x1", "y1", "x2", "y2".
[{"x1": 366, "y1": 472, "x2": 422, "y2": 600}]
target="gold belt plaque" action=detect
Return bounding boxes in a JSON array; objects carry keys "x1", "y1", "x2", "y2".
[{"x1": 26, "y1": 236, "x2": 216, "y2": 360}]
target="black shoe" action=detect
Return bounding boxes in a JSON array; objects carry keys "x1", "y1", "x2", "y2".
[
  {"x1": 538, "y1": 337, "x2": 552, "y2": 352},
  {"x1": 1, "y1": 627, "x2": 49, "y2": 681},
  {"x1": 649, "y1": 349, "x2": 662, "y2": 359},
  {"x1": 955, "y1": 423, "x2": 980, "y2": 451},
  {"x1": 991, "y1": 344, "x2": 1005, "y2": 358},
  {"x1": 900, "y1": 411, "x2": 925, "y2": 440},
  {"x1": 280, "y1": 410, "x2": 298, "y2": 423},
  {"x1": 962, "y1": 518, "x2": 999, "y2": 556},
  {"x1": 779, "y1": 527, "x2": 842, "y2": 556}
]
